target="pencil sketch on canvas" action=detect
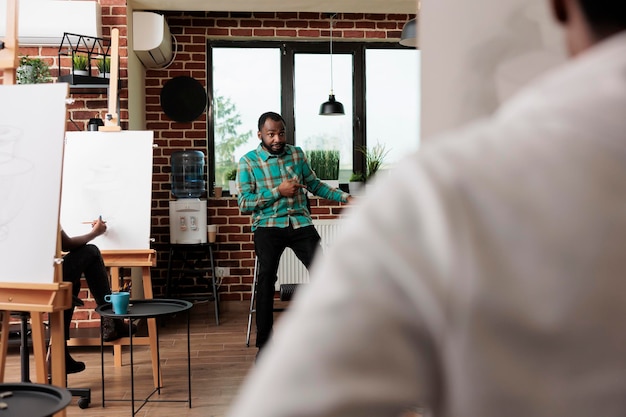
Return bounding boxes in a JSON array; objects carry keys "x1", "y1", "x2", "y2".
[
  {"x1": 60, "y1": 131, "x2": 154, "y2": 251},
  {"x1": 0, "y1": 83, "x2": 68, "y2": 284}
]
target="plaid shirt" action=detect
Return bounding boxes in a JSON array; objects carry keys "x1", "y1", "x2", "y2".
[{"x1": 237, "y1": 144, "x2": 349, "y2": 231}]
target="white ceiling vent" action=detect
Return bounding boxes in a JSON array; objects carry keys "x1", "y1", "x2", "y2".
[
  {"x1": 0, "y1": 0, "x2": 102, "y2": 46},
  {"x1": 133, "y1": 11, "x2": 174, "y2": 69}
]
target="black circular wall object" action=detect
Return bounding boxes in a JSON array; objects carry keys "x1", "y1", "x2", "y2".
[{"x1": 160, "y1": 76, "x2": 207, "y2": 123}]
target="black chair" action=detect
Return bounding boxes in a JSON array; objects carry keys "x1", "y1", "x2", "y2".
[{"x1": 245, "y1": 256, "x2": 303, "y2": 347}]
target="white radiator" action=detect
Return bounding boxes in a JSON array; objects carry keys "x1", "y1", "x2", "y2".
[{"x1": 275, "y1": 219, "x2": 342, "y2": 290}]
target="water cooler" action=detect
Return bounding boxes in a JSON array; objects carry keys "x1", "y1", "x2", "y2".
[{"x1": 169, "y1": 150, "x2": 207, "y2": 244}]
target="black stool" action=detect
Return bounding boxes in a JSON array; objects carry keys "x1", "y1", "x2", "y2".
[{"x1": 246, "y1": 257, "x2": 305, "y2": 347}]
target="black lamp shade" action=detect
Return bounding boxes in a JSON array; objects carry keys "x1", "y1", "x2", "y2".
[
  {"x1": 400, "y1": 18, "x2": 418, "y2": 47},
  {"x1": 319, "y1": 94, "x2": 345, "y2": 115}
]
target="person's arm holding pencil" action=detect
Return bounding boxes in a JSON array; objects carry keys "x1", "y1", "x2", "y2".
[{"x1": 61, "y1": 217, "x2": 107, "y2": 251}]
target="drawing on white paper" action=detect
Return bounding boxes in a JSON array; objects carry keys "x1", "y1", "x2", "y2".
[
  {"x1": 60, "y1": 131, "x2": 154, "y2": 251},
  {"x1": 0, "y1": 83, "x2": 67, "y2": 284},
  {"x1": 0, "y1": 125, "x2": 34, "y2": 241}
]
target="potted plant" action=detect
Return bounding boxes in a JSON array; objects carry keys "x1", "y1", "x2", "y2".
[
  {"x1": 16, "y1": 56, "x2": 51, "y2": 84},
  {"x1": 96, "y1": 56, "x2": 111, "y2": 78},
  {"x1": 308, "y1": 149, "x2": 340, "y2": 189},
  {"x1": 357, "y1": 143, "x2": 390, "y2": 181},
  {"x1": 225, "y1": 167, "x2": 238, "y2": 196},
  {"x1": 348, "y1": 171, "x2": 365, "y2": 196},
  {"x1": 72, "y1": 54, "x2": 89, "y2": 76}
]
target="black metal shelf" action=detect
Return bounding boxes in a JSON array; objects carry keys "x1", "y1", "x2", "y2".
[{"x1": 57, "y1": 32, "x2": 113, "y2": 84}]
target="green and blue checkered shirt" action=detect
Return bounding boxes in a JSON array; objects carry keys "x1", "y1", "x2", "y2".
[{"x1": 237, "y1": 144, "x2": 349, "y2": 231}]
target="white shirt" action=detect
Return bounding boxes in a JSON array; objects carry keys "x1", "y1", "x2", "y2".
[{"x1": 228, "y1": 32, "x2": 626, "y2": 417}]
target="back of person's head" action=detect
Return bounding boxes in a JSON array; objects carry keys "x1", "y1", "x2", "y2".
[
  {"x1": 578, "y1": 0, "x2": 626, "y2": 38},
  {"x1": 258, "y1": 112, "x2": 285, "y2": 131}
]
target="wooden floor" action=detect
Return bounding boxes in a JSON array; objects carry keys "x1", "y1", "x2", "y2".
[
  {"x1": 4, "y1": 300, "x2": 422, "y2": 417},
  {"x1": 3, "y1": 300, "x2": 259, "y2": 417}
]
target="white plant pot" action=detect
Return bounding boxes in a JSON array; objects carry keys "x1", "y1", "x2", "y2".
[
  {"x1": 228, "y1": 180, "x2": 237, "y2": 196},
  {"x1": 349, "y1": 181, "x2": 364, "y2": 196},
  {"x1": 73, "y1": 69, "x2": 89, "y2": 76},
  {"x1": 99, "y1": 73, "x2": 110, "y2": 78}
]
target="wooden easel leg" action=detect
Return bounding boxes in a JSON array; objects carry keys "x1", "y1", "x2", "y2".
[
  {"x1": 48, "y1": 310, "x2": 66, "y2": 388},
  {"x1": 109, "y1": 266, "x2": 124, "y2": 367},
  {"x1": 51, "y1": 313, "x2": 68, "y2": 415},
  {"x1": 0, "y1": 311, "x2": 10, "y2": 382},
  {"x1": 50, "y1": 310, "x2": 68, "y2": 417},
  {"x1": 143, "y1": 266, "x2": 160, "y2": 388},
  {"x1": 30, "y1": 313, "x2": 48, "y2": 384}
]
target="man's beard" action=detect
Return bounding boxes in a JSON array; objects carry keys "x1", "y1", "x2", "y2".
[{"x1": 262, "y1": 141, "x2": 285, "y2": 155}]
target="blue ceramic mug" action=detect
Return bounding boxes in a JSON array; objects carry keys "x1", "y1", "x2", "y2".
[{"x1": 104, "y1": 291, "x2": 130, "y2": 314}]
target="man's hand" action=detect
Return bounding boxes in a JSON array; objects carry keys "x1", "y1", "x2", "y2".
[{"x1": 278, "y1": 178, "x2": 307, "y2": 197}]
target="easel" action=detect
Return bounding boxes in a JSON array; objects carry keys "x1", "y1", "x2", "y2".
[
  {"x1": 62, "y1": 28, "x2": 160, "y2": 387},
  {"x1": 0, "y1": 7, "x2": 72, "y2": 417},
  {"x1": 99, "y1": 28, "x2": 121, "y2": 132},
  {"x1": 0, "y1": 0, "x2": 18, "y2": 84},
  {"x1": 0, "y1": 281, "x2": 72, "y2": 386},
  {"x1": 0, "y1": 247, "x2": 72, "y2": 417},
  {"x1": 67, "y1": 249, "x2": 161, "y2": 388}
]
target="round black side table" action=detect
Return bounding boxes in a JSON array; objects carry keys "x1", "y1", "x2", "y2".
[
  {"x1": 96, "y1": 299, "x2": 193, "y2": 416},
  {"x1": 0, "y1": 382, "x2": 71, "y2": 417}
]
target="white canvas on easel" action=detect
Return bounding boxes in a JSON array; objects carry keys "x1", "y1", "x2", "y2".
[
  {"x1": 60, "y1": 131, "x2": 154, "y2": 250},
  {"x1": 0, "y1": 83, "x2": 68, "y2": 284}
]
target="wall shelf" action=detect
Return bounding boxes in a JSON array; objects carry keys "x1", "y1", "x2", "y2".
[{"x1": 57, "y1": 32, "x2": 112, "y2": 84}]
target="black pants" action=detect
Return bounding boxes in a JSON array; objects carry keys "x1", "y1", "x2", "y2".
[
  {"x1": 253, "y1": 225, "x2": 321, "y2": 350},
  {"x1": 62, "y1": 244, "x2": 111, "y2": 340}
]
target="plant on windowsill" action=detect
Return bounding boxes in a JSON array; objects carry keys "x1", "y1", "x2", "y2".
[
  {"x1": 72, "y1": 54, "x2": 89, "y2": 76},
  {"x1": 357, "y1": 143, "x2": 390, "y2": 181},
  {"x1": 225, "y1": 168, "x2": 238, "y2": 197},
  {"x1": 96, "y1": 56, "x2": 110, "y2": 78},
  {"x1": 308, "y1": 149, "x2": 340, "y2": 184},
  {"x1": 16, "y1": 56, "x2": 51, "y2": 84}
]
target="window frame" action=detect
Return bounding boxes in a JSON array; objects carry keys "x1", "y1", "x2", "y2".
[{"x1": 207, "y1": 40, "x2": 412, "y2": 192}]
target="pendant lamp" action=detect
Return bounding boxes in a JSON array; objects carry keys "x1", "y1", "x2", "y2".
[
  {"x1": 399, "y1": 18, "x2": 418, "y2": 47},
  {"x1": 319, "y1": 14, "x2": 345, "y2": 116}
]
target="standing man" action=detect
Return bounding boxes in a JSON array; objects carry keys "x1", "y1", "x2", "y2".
[
  {"x1": 237, "y1": 111, "x2": 353, "y2": 354},
  {"x1": 229, "y1": 1, "x2": 626, "y2": 417}
]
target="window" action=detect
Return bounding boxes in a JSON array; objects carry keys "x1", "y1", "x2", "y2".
[
  {"x1": 365, "y1": 49, "x2": 421, "y2": 170},
  {"x1": 210, "y1": 47, "x2": 281, "y2": 190},
  {"x1": 294, "y1": 53, "x2": 354, "y2": 182},
  {"x1": 208, "y1": 41, "x2": 420, "y2": 192}
]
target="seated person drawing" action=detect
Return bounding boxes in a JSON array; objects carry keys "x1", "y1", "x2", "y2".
[{"x1": 61, "y1": 217, "x2": 133, "y2": 374}]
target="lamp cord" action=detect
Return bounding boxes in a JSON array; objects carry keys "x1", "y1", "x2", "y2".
[{"x1": 329, "y1": 14, "x2": 335, "y2": 94}]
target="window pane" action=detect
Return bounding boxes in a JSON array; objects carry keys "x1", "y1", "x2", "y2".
[
  {"x1": 212, "y1": 47, "x2": 281, "y2": 188},
  {"x1": 365, "y1": 49, "x2": 420, "y2": 176},
  {"x1": 294, "y1": 53, "x2": 354, "y2": 183}
]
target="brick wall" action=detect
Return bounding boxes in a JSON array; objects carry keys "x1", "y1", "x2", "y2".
[
  {"x1": 144, "y1": 10, "x2": 410, "y2": 304},
  {"x1": 2, "y1": 5, "x2": 412, "y2": 329}
]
